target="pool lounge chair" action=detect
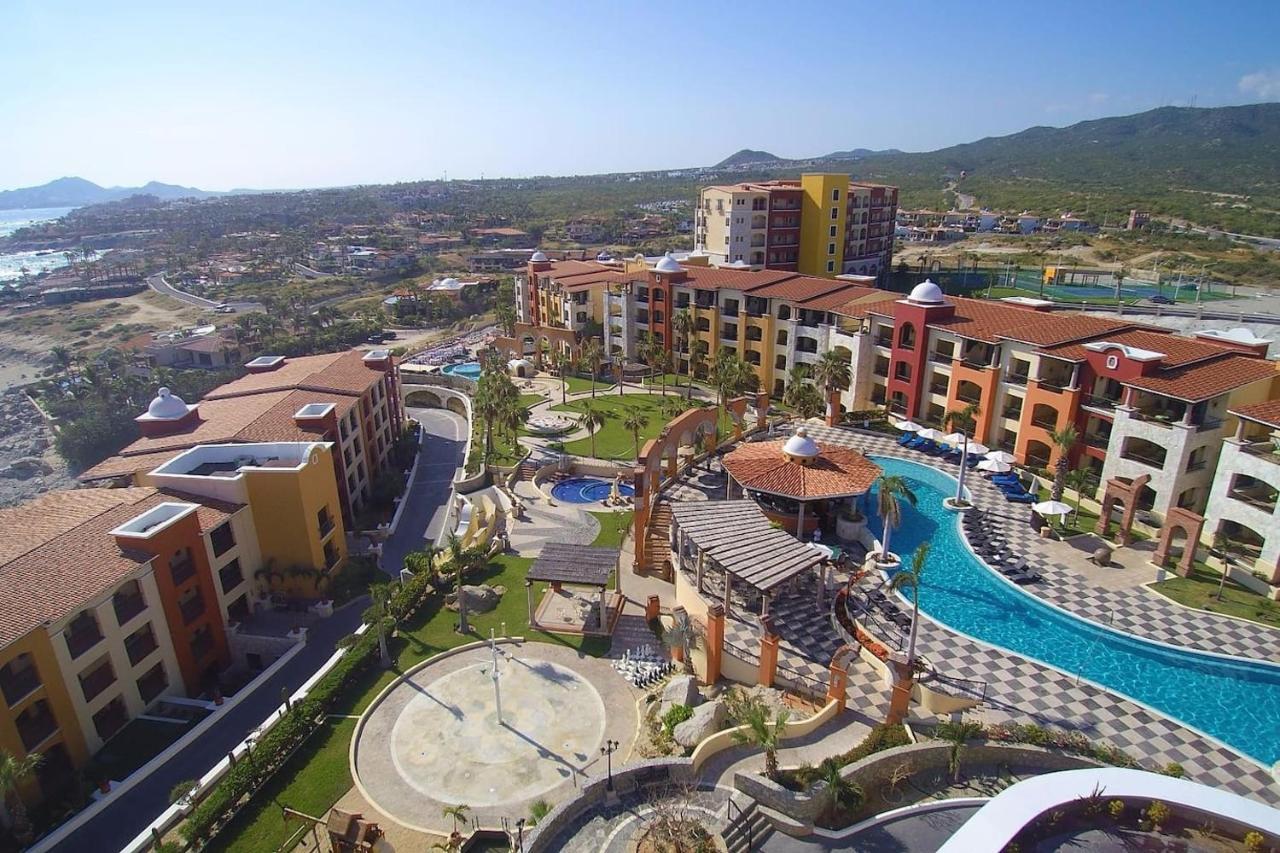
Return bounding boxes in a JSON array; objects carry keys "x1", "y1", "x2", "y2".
[
  {"x1": 1004, "y1": 491, "x2": 1035, "y2": 503},
  {"x1": 898, "y1": 433, "x2": 914, "y2": 446}
]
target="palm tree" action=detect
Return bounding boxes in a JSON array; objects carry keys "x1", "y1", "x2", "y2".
[
  {"x1": 944, "y1": 402, "x2": 981, "y2": 502},
  {"x1": 783, "y1": 365, "x2": 823, "y2": 419},
  {"x1": 577, "y1": 402, "x2": 607, "y2": 459},
  {"x1": 622, "y1": 407, "x2": 649, "y2": 459},
  {"x1": 366, "y1": 582, "x2": 396, "y2": 667},
  {"x1": 447, "y1": 534, "x2": 470, "y2": 634},
  {"x1": 876, "y1": 475, "x2": 918, "y2": 562},
  {"x1": 814, "y1": 757, "x2": 864, "y2": 823},
  {"x1": 935, "y1": 719, "x2": 984, "y2": 783},
  {"x1": 581, "y1": 338, "x2": 604, "y2": 398},
  {"x1": 50, "y1": 345, "x2": 73, "y2": 379},
  {"x1": 554, "y1": 350, "x2": 575, "y2": 404},
  {"x1": 672, "y1": 308, "x2": 695, "y2": 395},
  {"x1": 1048, "y1": 424, "x2": 1078, "y2": 502},
  {"x1": 730, "y1": 701, "x2": 789, "y2": 781},
  {"x1": 659, "y1": 395, "x2": 685, "y2": 422},
  {"x1": 889, "y1": 544, "x2": 930, "y2": 669},
  {"x1": 711, "y1": 349, "x2": 755, "y2": 438},
  {"x1": 638, "y1": 332, "x2": 657, "y2": 393},
  {"x1": 0, "y1": 749, "x2": 43, "y2": 843},
  {"x1": 1065, "y1": 467, "x2": 1093, "y2": 526},
  {"x1": 653, "y1": 348, "x2": 672, "y2": 397},
  {"x1": 1212, "y1": 530, "x2": 1236, "y2": 600},
  {"x1": 812, "y1": 349, "x2": 852, "y2": 423},
  {"x1": 442, "y1": 803, "x2": 471, "y2": 836},
  {"x1": 662, "y1": 609, "x2": 699, "y2": 675},
  {"x1": 687, "y1": 339, "x2": 708, "y2": 402}
]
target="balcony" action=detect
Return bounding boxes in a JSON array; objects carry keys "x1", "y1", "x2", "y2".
[
  {"x1": 1121, "y1": 448, "x2": 1167, "y2": 470},
  {"x1": 318, "y1": 515, "x2": 335, "y2": 539},
  {"x1": 0, "y1": 665, "x2": 41, "y2": 706},
  {"x1": 65, "y1": 626, "x2": 103, "y2": 660},
  {"x1": 1030, "y1": 415, "x2": 1057, "y2": 430},
  {"x1": 1006, "y1": 372, "x2": 1029, "y2": 387},
  {"x1": 126, "y1": 630, "x2": 159, "y2": 666},
  {"x1": 1001, "y1": 406, "x2": 1023, "y2": 421},
  {"x1": 170, "y1": 556, "x2": 196, "y2": 587},
  {"x1": 927, "y1": 381, "x2": 949, "y2": 397},
  {"x1": 957, "y1": 387, "x2": 982, "y2": 405},
  {"x1": 113, "y1": 593, "x2": 145, "y2": 626},
  {"x1": 929, "y1": 351, "x2": 953, "y2": 366},
  {"x1": 137, "y1": 665, "x2": 167, "y2": 703},
  {"x1": 79, "y1": 662, "x2": 116, "y2": 703},
  {"x1": 959, "y1": 356, "x2": 990, "y2": 370},
  {"x1": 875, "y1": 333, "x2": 893, "y2": 349},
  {"x1": 1084, "y1": 432, "x2": 1112, "y2": 449},
  {"x1": 190, "y1": 632, "x2": 213, "y2": 662},
  {"x1": 17, "y1": 707, "x2": 57, "y2": 751},
  {"x1": 180, "y1": 594, "x2": 206, "y2": 625},
  {"x1": 1195, "y1": 417, "x2": 1225, "y2": 433},
  {"x1": 1082, "y1": 394, "x2": 1121, "y2": 411},
  {"x1": 1129, "y1": 409, "x2": 1177, "y2": 428},
  {"x1": 1242, "y1": 440, "x2": 1280, "y2": 464}
]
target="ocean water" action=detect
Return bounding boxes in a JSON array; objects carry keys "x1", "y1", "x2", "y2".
[{"x1": 0, "y1": 206, "x2": 78, "y2": 282}]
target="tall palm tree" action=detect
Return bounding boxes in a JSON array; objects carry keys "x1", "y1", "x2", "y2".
[
  {"x1": 581, "y1": 338, "x2": 604, "y2": 398},
  {"x1": 711, "y1": 349, "x2": 754, "y2": 437},
  {"x1": 554, "y1": 350, "x2": 575, "y2": 404},
  {"x1": 1048, "y1": 424, "x2": 1079, "y2": 502},
  {"x1": 876, "y1": 475, "x2": 918, "y2": 561},
  {"x1": 814, "y1": 757, "x2": 864, "y2": 823},
  {"x1": 442, "y1": 803, "x2": 471, "y2": 836},
  {"x1": 944, "y1": 402, "x2": 981, "y2": 501},
  {"x1": 1212, "y1": 530, "x2": 1236, "y2": 601},
  {"x1": 0, "y1": 750, "x2": 43, "y2": 843},
  {"x1": 730, "y1": 701, "x2": 789, "y2": 781},
  {"x1": 889, "y1": 543, "x2": 930, "y2": 669},
  {"x1": 662, "y1": 609, "x2": 699, "y2": 674},
  {"x1": 638, "y1": 332, "x2": 657, "y2": 394},
  {"x1": 687, "y1": 339, "x2": 708, "y2": 402},
  {"x1": 812, "y1": 349, "x2": 852, "y2": 423},
  {"x1": 447, "y1": 534, "x2": 470, "y2": 634},
  {"x1": 622, "y1": 407, "x2": 649, "y2": 459},
  {"x1": 366, "y1": 583, "x2": 396, "y2": 667},
  {"x1": 653, "y1": 348, "x2": 672, "y2": 398},
  {"x1": 935, "y1": 719, "x2": 984, "y2": 783},
  {"x1": 659, "y1": 395, "x2": 685, "y2": 422},
  {"x1": 672, "y1": 308, "x2": 695, "y2": 395},
  {"x1": 577, "y1": 402, "x2": 607, "y2": 459}
]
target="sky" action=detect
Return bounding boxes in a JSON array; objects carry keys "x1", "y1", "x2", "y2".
[{"x1": 3, "y1": 0, "x2": 1279, "y2": 192}]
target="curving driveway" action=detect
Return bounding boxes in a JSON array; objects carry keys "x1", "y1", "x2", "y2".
[{"x1": 380, "y1": 407, "x2": 466, "y2": 574}]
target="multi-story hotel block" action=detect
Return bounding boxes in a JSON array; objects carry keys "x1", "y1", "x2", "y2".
[
  {"x1": 83, "y1": 348, "x2": 404, "y2": 527},
  {"x1": 695, "y1": 173, "x2": 898, "y2": 283},
  {"x1": 1205, "y1": 400, "x2": 1280, "y2": 587},
  {"x1": 838, "y1": 282, "x2": 1278, "y2": 523}
]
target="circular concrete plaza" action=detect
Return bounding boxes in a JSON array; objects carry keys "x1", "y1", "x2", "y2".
[{"x1": 353, "y1": 640, "x2": 639, "y2": 833}]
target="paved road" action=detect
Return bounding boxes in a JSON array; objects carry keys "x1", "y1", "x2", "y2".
[
  {"x1": 47, "y1": 409, "x2": 465, "y2": 852},
  {"x1": 49, "y1": 599, "x2": 367, "y2": 853},
  {"x1": 146, "y1": 273, "x2": 262, "y2": 312},
  {"x1": 380, "y1": 407, "x2": 467, "y2": 574}
]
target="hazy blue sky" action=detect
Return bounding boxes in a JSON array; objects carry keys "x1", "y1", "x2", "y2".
[{"x1": 3, "y1": 0, "x2": 1278, "y2": 191}]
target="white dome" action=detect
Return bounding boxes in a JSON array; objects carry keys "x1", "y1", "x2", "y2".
[
  {"x1": 654, "y1": 253, "x2": 683, "y2": 274},
  {"x1": 907, "y1": 279, "x2": 945, "y2": 305},
  {"x1": 441, "y1": 277, "x2": 459, "y2": 287},
  {"x1": 530, "y1": 250, "x2": 549, "y2": 262},
  {"x1": 147, "y1": 387, "x2": 190, "y2": 419},
  {"x1": 782, "y1": 427, "x2": 820, "y2": 459}
]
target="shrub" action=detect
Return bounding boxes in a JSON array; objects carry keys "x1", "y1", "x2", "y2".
[
  {"x1": 1159, "y1": 762, "x2": 1185, "y2": 778},
  {"x1": 834, "y1": 723, "x2": 911, "y2": 767},
  {"x1": 1144, "y1": 800, "x2": 1171, "y2": 830},
  {"x1": 1244, "y1": 830, "x2": 1265, "y2": 852},
  {"x1": 529, "y1": 798, "x2": 551, "y2": 826},
  {"x1": 1108, "y1": 800, "x2": 1125, "y2": 819},
  {"x1": 662, "y1": 704, "x2": 693, "y2": 735}
]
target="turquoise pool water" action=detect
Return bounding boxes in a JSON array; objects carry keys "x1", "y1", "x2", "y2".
[
  {"x1": 867, "y1": 455, "x2": 1280, "y2": 767},
  {"x1": 551, "y1": 477, "x2": 635, "y2": 504},
  {"x1": 441, "y1": 361, "x2": 481, "y2": 379}
]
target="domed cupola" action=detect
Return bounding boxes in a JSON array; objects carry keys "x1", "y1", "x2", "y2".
[
  {"x1": 136, "y1": 387, "x2": 199, "y2": 436},
  {"x1": 906, "y1": 279, "x2": 946, "y2": 306},
  {"x1": 781, "y1": 427, "x2": 821, "y2": 465},
  {"x1": 654, "y1": 253, "x2": 683, "y2": 274}
]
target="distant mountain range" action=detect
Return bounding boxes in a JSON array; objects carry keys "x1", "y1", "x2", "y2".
[
  {"x1": 0, "y1": 176, "x2": 227, "y2": 211},
  {"x1": 713, "y1": 147, "x2": 899, "y2": 169}
]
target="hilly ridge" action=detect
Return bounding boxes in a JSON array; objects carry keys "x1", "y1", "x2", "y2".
[{"x1": 0, "y1": 176, "x2": 223, "y2": 210}]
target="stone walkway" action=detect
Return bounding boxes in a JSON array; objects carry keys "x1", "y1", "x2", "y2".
[{"x1": 696, "y1": 710, "x2": 875, "y2": 790}]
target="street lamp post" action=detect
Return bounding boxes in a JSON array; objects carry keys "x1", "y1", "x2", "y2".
[
  {"x1": 601, "y1": 739, "x2": 619, "y2": 791},
  {"x1": 516, "y1": 817, "x2": 526, "y2": 852}
]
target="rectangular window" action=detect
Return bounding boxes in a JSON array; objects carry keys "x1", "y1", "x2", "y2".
[
  {"x1": 829, "y1": 225, "x2": 837, "y2": 237},
  {"x1": 137, "y1": 662, "x2": 168, "y2": 704},
  {"x1": 827, "y1": 243, "x2": 836, "y2": 255},
  {"x1": 209, "y1": 522, "x2": 235, "y2": 557},
  {"x1": 830, "y1": 207, "x2": 839, "y2": 220},
  {"x1": 219, "y1": 558, "x2": 244, "y2": 595},
  {"x1": 831, "y1": 188, "x2": 841, "y2": 202},
  {"x1": 826, "y1": 261, "x2": 835, "y2": 273}
]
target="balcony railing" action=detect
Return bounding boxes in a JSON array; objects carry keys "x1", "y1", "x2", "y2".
[
  {"x1": 1195, "y1": 418, "x2": 1225, "y2": 433},
  {"x1": 1228, "y1": 488, "x2": 1278, "y2": 513},
  {"x1": 180, "y1": 595, "x2": 206, "y2": 625},
  {"x1": 1242, "y1": 440, "x2": 1280, "y2": 464},
  {"x1": 18, "y1": 714, "x2": 57, "y2": 751},
  {"x1": 1001, "y1": 408, "x2": 1023, "y2": 421},
  {"x1": 318, "y1": 516, "x2": 335, "y2": 538},
  {"x1": 959, "y1": 357, "x2": 990, "y2": 370},
  {"x1": 929, "y1": 352, "x2": 953, "y2": 366},
  {"x1": 957, "y1": 390, "x2": 982, "y2": 405},
  {"x1": 1006, "y1": 373, "x2": 1029, "y2": 386},
  {"x1": 79, "y1": 664, "x2": 116, "y2": 702},
  {"x1": 928, "y1": 383, "x2": 948, "y2": 397},
  {"x1": 1122, "y1": 449, "x2": 1167, "y2": 470},
  {"x1": 1036, "y1": 377, "x2": 1073, "y2": 392},
  {"x1": 113, "y1": 594, "x2": 145, "y2": 626},
  {"x1": 126, "y1": 631, "x2": 158, "y2": 666},
  {"x1": 1130, "y1": 410, "x2": 1176, "y2": 428},
  {"x1": 875, "y1": 335, "x2": 893, "y2": 348},
  {"x1": 1185, "y1": 458, "x2": 1208, "y2": 472},
  {"x1": 65, "y1": 628, "x2": 103, "y2": 660},
  {"x1": 0, "y1": 669, "x2": 41, "y2": 706},
  {"x1": 1082, "y1": 394, "x2": 1121, "y2": 411},
  {"x1": 1030, "y1": 417, "x2": 1057, "y2": 431},
  {"x1": 1084, "y1": 432, "x2": 1112, "y2": 449}
]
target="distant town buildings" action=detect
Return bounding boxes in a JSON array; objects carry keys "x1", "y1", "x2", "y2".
[{"x1": 695, "y1": 173, "x2": 898, "y2": 284}]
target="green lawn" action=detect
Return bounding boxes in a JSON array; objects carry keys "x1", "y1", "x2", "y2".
[
  {"x1": 1151, "y1": 562, "x2": 1280, "y2": 629},
  {"x1": 91, "y1": 718, "x2": 195, "y2": 783},
  {"x1": 589, "y1": 510, "x2": 633, "y2": 548},
  {"x1": 553, "y1": 393, "x2": 735, "y2": 461},
  {"x1": 465, "y1": 393, "x2": 545, "y2": 473},
  {"x1": 210, "y1": 553, "x2": 610, "y2": 850},
  {"x1": 563, "y1": 373, "x2": 616, "y2": 395}
]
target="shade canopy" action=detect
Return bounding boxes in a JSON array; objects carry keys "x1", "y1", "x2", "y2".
[
  {"x1": 671, "y1": 501, "x2": 825, "y2": 591},
  {"x1": 966, "y1": 441, "x2": 991, "y2": 455},
  {"x1": 917, "y1": 428, "x2": 946, "y2": 442},
  {"x1": 942, "y1": 432, "x2": 967, "y2": 445},
  {"x1": 895, "y1": 420, "x2": 923, "y2": 433},
  {"x1": 985, "y1": 450, "x2": 1017, "y2": 464},
  {"x1": 527, "y1": 542, "x2": 619, "y2": 586},
  {"x1": 1033, "y1": 500, "x2": 1073, "y2": 517},
  {"x1": 722, "y1": 437, "x2": 881, "y2": 501},
  {"x1": 977, "y1": 459, "x2": 1012, "y2": 473}
]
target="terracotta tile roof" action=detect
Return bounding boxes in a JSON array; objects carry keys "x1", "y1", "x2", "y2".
[
  {"x1": 538, "y1": 260, "x2": 605, "y2": 280},
  {"x1": 1232, "y1": 399, "x2": 1280, "y2": 429},
  {"x1": 80, "y1": 449, "x2": 192, "y2": 482},
  {"x1": 233, "y1": 390, "x2": 354, "y2": 443},
  {"x1": 178, "y1": 334, "x2": 236, "y2": 353},
  {"x1": 797, "y1": 284, "x2": 883, "y2": 311},
  {"x1": 0, "y1": 487, "x2": 158, "y2": 566},
  {"x1": 676, "y1": 267, "x2": 797, "y2": 292},
  {"x1": 0, "y1": 489, "x2": 240, "y2": 647},
  {"x1": 848, "y1": 296, "x2": 1137, "y2": 347},
  {"x1": 1125, "y1": 355, "x2": 1278, "y2": 402},
  {"x1": 1039, "y1": 328, "x2": 1223, "y2": 366},
  {"x1": 996, "y1": 313, "x2": 1137, "y2": 347},
  {"x1": 204, "y1": 350, "x2": 383, "y2": 399},
  {"x1": 722, "y1": 440, "x2": 882, "y2": 500},
  {"x1": 115, "y1": 391, "x2": 298, "y2": 455},
  {"x1": 751, "y1": 277, "x2": 865, "y2": 302}
]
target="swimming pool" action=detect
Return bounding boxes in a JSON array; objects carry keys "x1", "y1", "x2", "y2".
[
  {"x1": 867, "y1": 455, "x2": 1280, "y2": 767},
  {"x1": 551, "y1": 477, "x2": 635, "y2": 504},
  {"x1": 441, "y1": 362, "x2": 481, "y2": 379}
]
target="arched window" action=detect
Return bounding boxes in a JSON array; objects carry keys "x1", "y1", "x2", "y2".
[{"x1": 899, "y1": 323, "x2": 916, "y2": 350}]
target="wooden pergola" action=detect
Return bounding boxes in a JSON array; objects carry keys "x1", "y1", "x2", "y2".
[
  {"x1": 526, "y1": 542, "x2": 620, "y2": 631},
  {"x1": 669, "y1": 501, "x2": 827, "y2": 616}
]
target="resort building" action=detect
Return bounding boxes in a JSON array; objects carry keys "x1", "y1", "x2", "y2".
[
  {"x1": 81, "y1": 348, "x2": 404, "y2": 527},
  {"x1": 838, "y1": 282, "x2": 1279, "y2": 521},
  {"x1": 1204, "y1": 399, "x2": 1280, "y2": 587},
  {"x1": 695, "y1": 174, "x2": 898, "y2": 282}
]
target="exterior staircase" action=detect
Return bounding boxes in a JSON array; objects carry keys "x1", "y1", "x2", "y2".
[
  {"x1": 720, "y1": 794, "x2": 774, "y2": 853},
  {"x1": 516, "y1": 459, "x2": 539, "y2": 482},
  {"x1": 644, "y1": 501, "x2": 673, "y2": 573}
]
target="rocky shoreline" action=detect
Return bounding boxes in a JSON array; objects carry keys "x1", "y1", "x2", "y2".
[{"x1": 0, "y1": 389, "x2": 76, "y2": 506}]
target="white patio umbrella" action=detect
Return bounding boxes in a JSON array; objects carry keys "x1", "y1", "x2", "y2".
[
  {"x1": 966, "y1": 441, "x2": 990, "y2": 456},
  {"x1": 1033, "y1": 500, "x2": 1073, "y2": 517},
  {"x1": 895, "y1": 420, "x2": 923, "y2": 433},
  {"x1": 985, "y1": 450, "x2": 1017, "y2": 465},
  {"x1": 916, "y1": 428, "x2": 947, "y2": 442},
  {"x1": 977, "y1": 459, "x2": 1012, "y2": 474},
  {"x1": 942, "y1": 432, "x2": 967, "y2": 446}
]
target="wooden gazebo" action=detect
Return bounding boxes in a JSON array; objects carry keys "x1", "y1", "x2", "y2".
[{"x1": 526, "y1": 542, "x2": 621, "y2": 633}]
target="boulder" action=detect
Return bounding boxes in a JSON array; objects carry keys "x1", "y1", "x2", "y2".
[
  {"x1": 459, "y1": 584, "x2": 502, "y2": 613},
  {"x1": 1092, "y1": 545, "x2": 1112, "y2": 567},
  {"x1": 659, "y1": 675, "x2": 701, "y2": 716},
  {"x1": 673, "y1": 699, "x2": 726, "y2": 749},
  {"x1": 0, "y1": 457, "x2": 50, "y2": 480}
]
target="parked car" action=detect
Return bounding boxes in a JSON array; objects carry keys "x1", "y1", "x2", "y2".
[
  {"x1": 214, "y1": 304, "x2": 236, "y2": 313},
  {"x1": 1150, "y1": 295, "x2": 1174, "y2": 305}
]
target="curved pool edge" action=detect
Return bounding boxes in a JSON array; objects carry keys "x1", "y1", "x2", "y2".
[{"x1": 867, "y1": 453, "x2": 1280, "y2": 772}]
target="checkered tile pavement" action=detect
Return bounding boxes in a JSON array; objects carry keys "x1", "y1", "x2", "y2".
[{"x1": 660, "y1": 424, "x2": 1280, "y2": 804}]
